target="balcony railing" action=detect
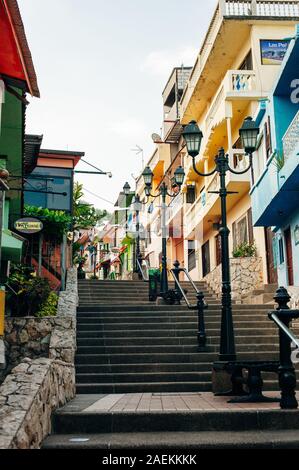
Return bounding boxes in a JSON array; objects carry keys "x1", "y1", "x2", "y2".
[
  {"x1": 283, "y1": 110, "x2": 299, "y2": 162},
  {"x1": 164, "y1": 103, "x2": 179, "y2": 139},
  {"x1": 223, "y1": 0, "x2": 299, "y2": 17},
  {"x1": 205, "y1": 70, "x2": 257, "y2": 133}
]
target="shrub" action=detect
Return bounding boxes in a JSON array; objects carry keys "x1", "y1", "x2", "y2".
[
  {"x1": 233, "y1": 242, "x2": 257, "y2": 258},
  {"x1": 7, "y1": 265, "x2": 53, "y2": 317},
  {"x1": 36, "y1": 291, "x2": 58, "y2": 318}
]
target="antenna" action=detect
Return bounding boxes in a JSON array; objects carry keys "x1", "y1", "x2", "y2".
[
  {"x1": 151, "y1": 133, "x2": 162, "y2": 143},
  {"x1": 131, "y1": 145, "x2": 144, "y2": 171}
]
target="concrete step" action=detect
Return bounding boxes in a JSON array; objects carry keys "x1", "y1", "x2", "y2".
[
  {"x1": 75, "y1": 371, "x2": 212, "y2": 384},
  {"x1": 76, "y1": 304, "x2": 273, "y2": 312},
  {"x1": 75, "y1": 351, "x2": 279, "y2": 365},
  {"x1": 75, "y1": 363, "x2": 212, "y2": 374},
  {"x1": 76, "y1": 335, "x2": 278, "y2": 348},
  {"x1": 76, "y1": 318, "x2": 275, "y2": 330},
  {"x1": 41, "y1": 429, "x2": 299, "y2": 449},
  {"x1": 76, "y1": 325, "x2": 277, "y2": 338},
  {"x1": 50, "y1": 409, "x2": 299, "y2": 434},
  {"x1": 76, "y1": 380, "x2": 283, "y2": 394},
  {"x1": 75, "y1": 382, "x2": 213, "y2": 394}
]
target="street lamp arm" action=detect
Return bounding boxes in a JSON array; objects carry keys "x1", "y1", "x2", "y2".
[
  {"x1": 192, "y1": 158, "x2": 217, "y2": 178},
  {"x1": 227, "y1": 153, "x2": 253, "y2": 175},
  {"x1": 166, "y1": 190, "x2": 180, "y2": 199}
]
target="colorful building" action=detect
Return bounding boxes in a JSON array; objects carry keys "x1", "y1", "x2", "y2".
[
  {"x1": 0, "y1": 0, "x2": 40, "y2": 367},
  {"x1": 135, "y1": 67, "x2": 192, "y2": 271},
  {"x1": 24, "y1": 149, "x2": 84, "y2": 289},
  {"x1": 0, "y1": 0, "x2": 40, "y2": 277},
  {"x1": 251, "y1": 28, "x2": 299, "y2": 290},
  {"x1": 178, "y1": 0, "x2": 299, "y2": 287}
]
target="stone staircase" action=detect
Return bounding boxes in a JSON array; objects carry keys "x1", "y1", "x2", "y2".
[
  {"x1": 75, "y1": 279, "x2": 282, "y2": 394},
  {"x1": 42, "y1": 279, "x2": 299, "y2": 449}
]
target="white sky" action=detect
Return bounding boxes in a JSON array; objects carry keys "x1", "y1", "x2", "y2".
[{"x1": 18, "y1": 0, "x2": 216, "y2": 211}]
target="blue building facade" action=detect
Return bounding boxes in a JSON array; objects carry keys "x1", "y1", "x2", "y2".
[{"x1": 251, "y1": 26, "x2": 299, "y2": 287}]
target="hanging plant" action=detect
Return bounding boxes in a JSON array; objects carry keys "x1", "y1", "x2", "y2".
[{"x1": 24, "y1": 206, "x2": 72, "y2": 243}]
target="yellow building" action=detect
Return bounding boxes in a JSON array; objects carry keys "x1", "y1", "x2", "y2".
[
  {"x1": 136, "y1": 68, "x2": 192, "y2": 270},
  {"x1": 178, "y1": 0, "x2": 299, "y2": 286}
]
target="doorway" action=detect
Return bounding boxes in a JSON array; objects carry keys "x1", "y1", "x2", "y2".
[
  {"x1": 202, "y1": 241, "x2": 210, "y2": 278},
  {"x1": 284, "y1": 227, "x2": 294, "y2": 286},
  {"x1": 264, "y1": 228, "x2": 278, "y2": 285}
]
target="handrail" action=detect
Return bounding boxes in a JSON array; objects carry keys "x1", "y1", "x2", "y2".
[
  {"x1": 269, "y1": 312, "x2": 299, "y2": 349},
  {"x1": 170, "y1": 261, "x2": 208, "y2": 347},
  {"x1": 170, "y1": 269, "x2": 193, "y2": 309},
  {"x1": 137, "y1": 257, "x2": 149, "y2": 282},
  {"x1": 268, "y1": 287, "x2": 299, "y2": 409}
]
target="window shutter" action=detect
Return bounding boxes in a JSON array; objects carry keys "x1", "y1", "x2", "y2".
[
  {"x1": 232, "y1": 222, "x2": 237, "y2": 250},
  {"x1": 247, "y1": 208, "x2": 254, "y2": 244}
]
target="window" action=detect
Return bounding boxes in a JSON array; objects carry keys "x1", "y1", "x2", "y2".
[
  {"x1": 232, "y1": 210, "x2": 254, "y2": 249},
  {"x1": 186, "y1": 184, "x2": 196, "y2": 204},
  {"x1": 279, "y1": 237, "x2": 284, "y2": 265},
  {"x1": 188, "y1": 240, "x2": 196, "y2": 272},
  {"x1": 239, "y1": 50, "x2": 253, "y2": 70}
]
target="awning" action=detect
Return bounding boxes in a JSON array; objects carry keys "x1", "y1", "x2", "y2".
[{"x1": 1, "y1": 229, "x2": 25, "y2": 263}]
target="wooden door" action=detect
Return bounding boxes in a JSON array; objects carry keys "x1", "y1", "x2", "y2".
[
  {"x1": 264, "y1": 228, "x2": 278, "y2": 285},
  {"x1": 202, "y1": 241, "x2": 210, "y2": 277},
  {"x1": 284, "y1": 227, "x2": 294, "y2": 286}
]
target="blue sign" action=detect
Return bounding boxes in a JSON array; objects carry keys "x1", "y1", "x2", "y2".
[{"x1": 260, "y1": 40, "x2": 289, "y2": 65}]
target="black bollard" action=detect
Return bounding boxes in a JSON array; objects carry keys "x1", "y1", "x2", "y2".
[
  {"x1": 274, "y1": 287, "x2": 298, "y2": 410},
  {"x1": 173, "y1": 260, "x2": 183, "y2": 304}
]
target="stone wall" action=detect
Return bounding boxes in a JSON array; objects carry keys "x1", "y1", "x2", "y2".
[
  {"x1": 0, "y1": 267, "x2": 77, "y2": 449},
  {"x1": 3, "y1": 268, "x2": 77, "y2": 374},
  {"x1": 0, "y1": 358, "x2": 75, "y2": 449},
  {"x1": 204, "y1": 257, "x2": 263, "y2": 301}
]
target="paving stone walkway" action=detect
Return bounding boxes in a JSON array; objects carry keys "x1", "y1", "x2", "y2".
[{"x1": 61, "y1": 391, "x2": 283, "y2": 414}]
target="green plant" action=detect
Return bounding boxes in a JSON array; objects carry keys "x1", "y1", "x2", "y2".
[
  {"x1": 73, "y1": 182, "x2": 108, "y2": 229},
  {"x1": 36, "y1": 291, "x2": 58, "y2": 318},
  {"x1": 6, "y1": 265, "x2": 53, "y2": 317},
  {"x1": 271, "y1": 150, "x2": 285, "y2": 172},
  {"x1": 233, "y1": 242, "x2": 257, "y2": 258},
  {"x1": 24, "y1": 206, "x2": 72, "y2": 243}
]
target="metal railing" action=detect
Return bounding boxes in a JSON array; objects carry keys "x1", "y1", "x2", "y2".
[
  {"x1": 268, "y1": 287, "x2": 299, "y2": 409},
  {"x1": 170, "y1": 261, "x2": 208, "y2": 347},
  {"x1": 269, "y1": 312, "x2": 299, "y2": 349},
  {"x1": 136, "y1": 256, "x2": 149, "y2": 282}
]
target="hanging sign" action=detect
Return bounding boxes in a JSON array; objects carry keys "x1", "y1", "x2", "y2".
[{"x1": 14, "y1": 217, "x2": 43, "y2": 234}]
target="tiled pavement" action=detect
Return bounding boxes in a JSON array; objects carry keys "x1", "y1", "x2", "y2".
[{"x1": 61, "y1": 392, "x2": 283, "y2": 414}]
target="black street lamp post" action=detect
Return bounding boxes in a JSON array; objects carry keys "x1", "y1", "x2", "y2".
[
  {"x1": 142, "y1": 166, "x2": 185, "y2": 298},
  {"x1": 133, "y1": 194, "x2": 142, "y2": 274},
  {"x1": 182, "y1": 117, "x2": 259, "y2": 362}
]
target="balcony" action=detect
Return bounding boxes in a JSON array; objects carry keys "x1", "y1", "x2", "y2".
[
  {"x1": 180, "y1": 0, "x2": 299, "y2": 123},
  {"x1": 251, "y1": 114, "x2": 299, "y2": 228},
  {"x1": 163, "y1": 103, "x2": 179, "y2": 141},
  {"x1": 166, "y1": 192, "x2": 184, "y2": 225},
  {"x1": 205, "y1": 70, "x2": 263, "y2": 134},
  {"x1": 185, "y1": 150, "x2": 250, "y2": 237}
]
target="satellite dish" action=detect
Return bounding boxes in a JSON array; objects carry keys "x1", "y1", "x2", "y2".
[{"x1": 151, "y1": 133, "x2": 162, "y2": 143}]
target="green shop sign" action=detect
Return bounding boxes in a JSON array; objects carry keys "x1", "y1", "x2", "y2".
[{"x1": 14, "y1": 218, "x2": 43, "y2": 234}]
